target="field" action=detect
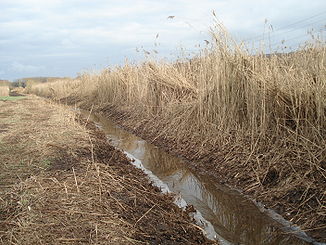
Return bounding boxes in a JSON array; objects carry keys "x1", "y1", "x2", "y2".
[
  {"x1": 25, "y1": 26, "x2": 326, "y2": 241},
  {"x1": 0, "y1": 96, "x2": 213, "y2": 244}
]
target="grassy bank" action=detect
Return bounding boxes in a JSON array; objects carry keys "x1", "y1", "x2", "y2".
[
  {"x1": 0, "y1": 96, "x2": 25, "y2": 101},
  {"x1": 26, "y1": 26, "x2": 326, "y2": 241},
  {"x1": 0, "y1": 96, "x2": 214, "y2": 244}
]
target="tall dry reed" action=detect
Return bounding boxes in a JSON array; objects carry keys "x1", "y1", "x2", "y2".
[
  {"x1": 0, "y1": 86, "x2": 9, "y2": 96},
  {"x1": 29, "y1": 27, "x2": 325, "y2": 140},
  {"x1": 26, "y1": 22, "x2": 326, "y2": 156},
  {"x1": 26, "y1": 23, "x2": 326, "y2": 237}
]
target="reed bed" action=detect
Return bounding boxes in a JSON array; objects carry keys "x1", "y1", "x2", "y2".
[
  {"x1": 0, "y1": 86, "x2": 9, "y2": 96},
  {"x1": 26, "y1": 24, "x2": 326, "y2": 240}
]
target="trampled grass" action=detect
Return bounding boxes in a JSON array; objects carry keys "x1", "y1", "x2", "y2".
[{"x1": 0, "y1": 97, "x2": 213, "y2": 244}]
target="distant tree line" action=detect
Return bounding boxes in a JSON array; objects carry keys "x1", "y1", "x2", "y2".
[{"x1": 10, "y1": 77, "x2": 71, "y2": 87}]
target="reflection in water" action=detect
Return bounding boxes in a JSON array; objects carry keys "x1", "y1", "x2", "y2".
[{"x1": 85, "y1": 112, "x2": 314, "y2": 245}]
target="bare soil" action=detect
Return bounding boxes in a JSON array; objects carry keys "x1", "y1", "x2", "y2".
[{"x1": 0, "y1": 97, "x2": 215, "y2": 244}]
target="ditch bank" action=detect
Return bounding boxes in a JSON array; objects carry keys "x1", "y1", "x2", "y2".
[
  {"x1": 77, "y1": 118, "x2": 216, "y2": 244},
  {"x1": 81, "y1": 104, "x2": 325, "y2": 244},
  {"x1": 0, "y1": 97, "x2": 214, "y2": 244},
  {"x1": 79, "y1": 109, "x2": 323, "y2": 245}
]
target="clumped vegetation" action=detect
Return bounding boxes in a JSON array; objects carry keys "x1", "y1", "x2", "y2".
[
  {"x1": 0, "y1": 97, "x2": 213, "y2": 244},
  {"x1": 0, "y1": 86, "x2": 9, "y2": 97},
  {"x1": 26, "y1": 24, "x2": 326, "y2": 240}
]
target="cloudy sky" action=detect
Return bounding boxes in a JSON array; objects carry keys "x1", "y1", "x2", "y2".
[{"x1": 0, "y1": 0, "x2": 325, "y2": 81}]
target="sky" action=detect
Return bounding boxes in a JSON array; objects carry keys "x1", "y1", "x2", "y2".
[{"x1": 0, "y1": 0, "x2": 325, "y2": 81}]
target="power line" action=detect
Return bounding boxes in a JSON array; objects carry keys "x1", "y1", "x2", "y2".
[
  {"x1": 265, "y1": 30, "x2": 325, "y2": 50},
  {"x1": 269, "y1": 33, "x2": 312, "y2": 48},
  {"x1": 251, "y1": 20, "x2": 325, "y2": 43},
  {"x1": 273, "y1": 11, "x2": 326, "y2": 31},
  {"x1": 244, "y1": 11, "x2": 326, "y2": 41},
  {"x1": 245, "y1": 30, "x2": 325, "y2": 52}
]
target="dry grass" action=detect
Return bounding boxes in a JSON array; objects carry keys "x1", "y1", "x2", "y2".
[
  {"x1": 0, "y1": 86, "x2": 9, "y2": 96},
  {"x1": 25, "y1": 23, "x2": 326, "y2": 240},
  {"x1": 0, "y1": 97, "x2": 135, "y2": 244},
  {"x1": 0, "y1": 96, "x2": 214, "y2": 244}
]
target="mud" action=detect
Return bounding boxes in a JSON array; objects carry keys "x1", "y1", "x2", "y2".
[
  {"x1": 82, "y1": 110, "x2": 325, "y2": 245},
  {"x1": 80, "y1": 118, "x2": 216, "y2": 244},
  {"x1": 89, "y1": 105, "x2": 325, "y2": 244},
  {"x1": 0, "y1": 97, "x2": 215, "y2": 244}
]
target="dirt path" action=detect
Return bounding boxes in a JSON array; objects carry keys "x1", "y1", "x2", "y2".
[{"x1": 0, "y1": 96, "x2": 215, "y2": 244}]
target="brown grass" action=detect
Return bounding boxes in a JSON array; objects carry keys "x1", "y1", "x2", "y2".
[
  {"x1": 0, "y1": 96, "x2": 214, "y2": 244},
  {"x1": 25, "y1": 23, "x2": 326, "y2": 241},
  {"x1": 0, "y1": 97, "x2": 126, "y2": 244},
  {"x1": 0, "y1": 86, "x2": 9, "y2": 96}
]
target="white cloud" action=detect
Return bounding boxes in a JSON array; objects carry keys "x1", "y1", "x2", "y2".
[
  {"x1": 10, "y1": 62, "x2": 44, "y2": 73},
  {"x1": 0, "y1": 0, "x2": 325, "y2": 80}
]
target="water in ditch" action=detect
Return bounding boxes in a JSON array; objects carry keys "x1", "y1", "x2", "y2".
[{"x1": 82, "y1": 111, "x2": 321, "y2": 245}]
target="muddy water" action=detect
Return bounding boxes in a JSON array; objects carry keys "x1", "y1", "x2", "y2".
[{"x1": 83, "y1": 112, "x2": 320, "y2": 245}]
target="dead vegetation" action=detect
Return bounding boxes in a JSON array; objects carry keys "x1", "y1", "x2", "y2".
[
  {"x1": 25, "y1": 23, "x2": 326, "y2": 241},
  {"x1": 0, "y1": 97, "x2": 214, "y2": 244},
  {"x1": 0, "y1": 86, "x2": 9, "y2": 97}
]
